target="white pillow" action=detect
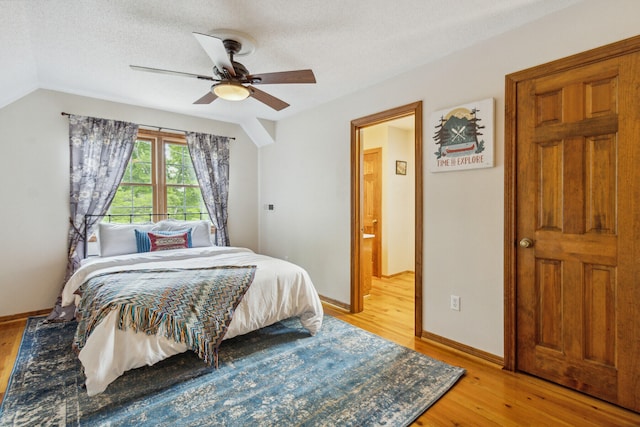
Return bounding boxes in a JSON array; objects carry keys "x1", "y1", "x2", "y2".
[
  {"x1": 98, "y1": 222, "x2": 157, "y2": 257},
  {"x1": 156, "y1": 219, "x2": 213, "y2": 247}
]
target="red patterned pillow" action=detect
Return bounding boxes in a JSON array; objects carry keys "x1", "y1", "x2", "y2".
[{"x1": 148, "y1": 231, "x2": 190, "y2": 252}]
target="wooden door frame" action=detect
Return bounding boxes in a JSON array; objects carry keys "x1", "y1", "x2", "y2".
[
  {"x1": 504, "y1": 35, "x2": 640, "y2": 371},
  {"x1": 350, "y1": 101, "x2": 423, "y2": 337}
]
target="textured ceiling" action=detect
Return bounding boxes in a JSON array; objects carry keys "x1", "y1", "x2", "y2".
[{"x1": 1, "y1": 0, "x2": 580, "y2": 143}]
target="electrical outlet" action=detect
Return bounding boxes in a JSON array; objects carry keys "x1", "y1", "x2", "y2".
[{"x1": 450, "y1": 295, "x2": 461, "y2": 311}]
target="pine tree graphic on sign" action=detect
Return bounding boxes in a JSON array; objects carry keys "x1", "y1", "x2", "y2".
[{"x1": 433, "y1": 107, "x2": 485, "y2": 159}]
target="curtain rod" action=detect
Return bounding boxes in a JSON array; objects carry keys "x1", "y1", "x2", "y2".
[{"x1": 60, "y1": 112, "x2": 235, "y2": 140}]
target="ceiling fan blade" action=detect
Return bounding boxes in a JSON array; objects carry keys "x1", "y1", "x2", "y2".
[
  {"x1": 193, "y1": 91, "x2": 218, "y2": 104},
  {"x1": 130, "y1": 65, "x2": 215, "y2": 81},
  {"x1": 249, "y1": 69, "x2": 316, "y2": 84},
  {"x1": 192, "y1": 32, "x2": 235, "y2": 77},
  {"x1": 248, "y1": 85, "x2": 289, "y2": 111}
]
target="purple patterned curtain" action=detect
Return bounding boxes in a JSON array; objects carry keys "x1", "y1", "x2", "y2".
[
  {"x1": 186, "y1": 132, "x2": 230, "y2": 246},
  {"x1": 47, "y1": 114, "x2": 138, "y2": 322}
]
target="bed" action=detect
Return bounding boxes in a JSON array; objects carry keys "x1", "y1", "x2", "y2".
[{"x1": 61, "y1": 218, "x2": 324, "y2": 396}]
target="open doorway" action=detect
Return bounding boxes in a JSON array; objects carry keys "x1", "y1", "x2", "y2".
[{"x1": 350, "y1": 101, "x2": 423, "y2": 337}]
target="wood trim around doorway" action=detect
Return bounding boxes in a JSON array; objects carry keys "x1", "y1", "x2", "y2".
[
  {"x1": 503, "y1": 34, "x2": 640, "y2": 372},
  {"x1": 350, "y1": 101, "x2": 423, "y2": 337}
]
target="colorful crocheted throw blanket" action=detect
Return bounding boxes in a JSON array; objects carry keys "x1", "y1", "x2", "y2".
[{"x1": 74, "y1": 266, "x2": 257, "y2": 367}]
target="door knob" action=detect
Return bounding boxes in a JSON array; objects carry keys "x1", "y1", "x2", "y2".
[{"x1": 519, "y1": 237, "x2": 534, "y2": 248}]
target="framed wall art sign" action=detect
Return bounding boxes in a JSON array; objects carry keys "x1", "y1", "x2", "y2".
[{"x1": 428, "y1": 97, "x2": 494, "y2": 172}]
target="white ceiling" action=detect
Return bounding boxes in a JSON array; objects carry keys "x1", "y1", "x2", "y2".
[{"x1": 1, "y1": 0, "x2": 580, "y2": 143}]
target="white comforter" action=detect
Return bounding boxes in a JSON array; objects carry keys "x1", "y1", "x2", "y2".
[{"x1": 61, "y1": 246, "x2": 324, "y2": 396}]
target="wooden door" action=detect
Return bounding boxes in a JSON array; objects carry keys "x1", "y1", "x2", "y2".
[
  {"x1": 363, "y1": 148, "x2": 382, "y2": 277},
  {"x1": 514, "y1": 50, "x2": 640, "y2": 411}
]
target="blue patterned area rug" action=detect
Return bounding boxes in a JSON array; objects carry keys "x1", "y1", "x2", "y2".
[{"x1": 0, "y1": 315, "x2": 464, "y2": 426}]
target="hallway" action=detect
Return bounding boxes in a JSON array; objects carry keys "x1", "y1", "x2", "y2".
[{"x1": 362, "y1": 272, "x2": 415, "y2": 347}]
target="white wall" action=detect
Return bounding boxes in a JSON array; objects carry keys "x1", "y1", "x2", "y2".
[
  {"x1": 258, "y1": 0, "x2": 640, "y2": 357},
  {"x1": 362, "y1": 125, "x2": 415, "y2": 276},
  {"x1": 0, "y1": 89, "x2": 259, "y2": 316},
  {"x1": 384, "y1": 126, "x2": 415, "y2": 276}
]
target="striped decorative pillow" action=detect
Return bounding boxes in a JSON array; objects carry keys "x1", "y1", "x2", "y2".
[
  {"x1": 148, "y1": 231, "x2": 190, "y2": 252},
  {"x1": 135, "y1": 228, "x2": 192, "y2": 253}
]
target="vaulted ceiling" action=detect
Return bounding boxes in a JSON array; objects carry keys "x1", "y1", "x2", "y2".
[{"x1": 1, "y1": 0, "x2": 580, "y2": 144}]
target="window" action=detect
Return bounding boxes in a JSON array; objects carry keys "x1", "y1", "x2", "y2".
[{"x1": 108, "y1": 130, "x2": 207, "y2": 223}]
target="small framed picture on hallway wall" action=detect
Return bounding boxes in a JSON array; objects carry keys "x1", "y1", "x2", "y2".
[
  {"x1": 395, "y1": 160, "x2": 407, "y2": 175},
  {"x1": 429, "y1": 97, "x2": 494, "y2": 172}
]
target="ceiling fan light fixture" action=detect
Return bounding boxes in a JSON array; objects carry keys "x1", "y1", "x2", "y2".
[{"x1": 213, "y1": 82, "x2": 250, "y2": 101}]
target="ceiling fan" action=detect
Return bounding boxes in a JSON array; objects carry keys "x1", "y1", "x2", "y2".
[{"x1": 130, "y1": 31, "x2": 316, "y2": 111}]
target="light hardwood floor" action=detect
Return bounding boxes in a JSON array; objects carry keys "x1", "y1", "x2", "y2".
[
  {"x1": 1, "y1": 275, "x2": 639, "y2": 425},
  {"x1": 323, "y1": 273, "x2": 640, "y2": 426}
]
